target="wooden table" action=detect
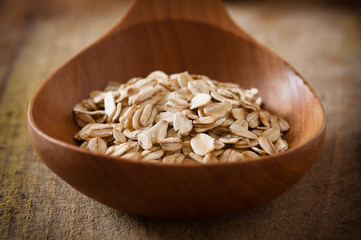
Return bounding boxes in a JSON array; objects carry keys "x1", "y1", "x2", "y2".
[{"x1": 1, "y1": 0, "x2": 360, "y2": 239}]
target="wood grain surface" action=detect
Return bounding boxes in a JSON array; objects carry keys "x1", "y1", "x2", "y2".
[{"x1": 1, "y1": 0, "x2": 360, "y2": 239}]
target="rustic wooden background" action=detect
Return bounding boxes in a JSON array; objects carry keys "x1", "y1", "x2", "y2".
[{"x1": 1, "y1": 0, "x2": 360, "y2": 239}]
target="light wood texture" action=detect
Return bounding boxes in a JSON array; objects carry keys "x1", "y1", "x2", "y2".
[
  {"x1": 1, "y1": 0, "x2": 361, "y2": 238},
  {"x1": 28, "y1": 0, "x2": 325, "y2": 218}
]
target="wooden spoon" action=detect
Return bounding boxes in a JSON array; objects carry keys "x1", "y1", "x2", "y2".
[{"x1": 28, "y1": 0, "x2": 326, "y2": 218}]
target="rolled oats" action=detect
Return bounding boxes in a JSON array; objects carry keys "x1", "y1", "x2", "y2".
[
  {"x1": 122, "y1": 152, "x2": 141, "y2": 160},
  {"x1": 132, "y1": 107, "x2": 144, "y2": 130},
  {"x1": 165, "y1": 98, "x2": 188, "y2": 113},
  {"x1": 113, "y1": 128, "x2": 126, "y2": 143},
  {"x1": 87, "y1": 137, "x2": 107, "y2": 154},
  {"x1": 203, "y1": 102, "x2": 232, "y2": 118},
  {"x1": 160, "y1": 138, "x2": 183, "y2": 152},
  {"x1": 142, "y1": 149, "x2": 165, "y2": 161},
  {"x1": 231, "y1": 108, "x2": 246, "y2": 121},
  {"x1": 241, "y1": 151, "x2": 260, "y2": 160},
  {"x1": 87, "y1": 124, "x2": 113, "y2": 138},
  {"x1": 219, "y1": 135, "x2": 241, "y2": 144},
  {"x1": 262, "y1": 128, "x2": 281, "y2": 143},
  {"x1": 112, "y1": 103, "x2": 122, "y2": 122},
  {"x1": 75, "y1": 113, "x2": 95, "y2": 127},
  {"x1": 173, "y1": 112, "x2": 193, "y2": 136},
  {"x1": 259, "y1": 136, "x2": 278, "y2": 155},
  {"x1": 269, "y1": 115, "x2": 280, "y2": 130},
  {"x1": 177, "y1": 72, "x2": 193, "y2": 88},
  {"x1": 204, "y1": 154, "x2": 218, "y2": 164},
  {"x1": 275, "y1": 138, "x2": 288, "y2": 152},
  {"x1": 163, "y1": 153, "x2": 185, "y2": 164},
  {"x1": 229, "y1": 120, "x2": 257, "y2": 139},
  {"x1": 182, "y1": 110, "x2": 199, "y2": 120},
  {"x1": 140, "y1": 104, "x2": 157, "y2": 127},
  {"x1": 189, "y1": 152, "x2": 204, "y2": 163},
  {"x1": 214, "y1": 140, "x2": 225, "y2": 150},
  {"x1": 246, "y1": 111, "x2": 260, "y2": 129},
  {"x1": 190, "y1": 133, "x2": 215, "y2": 156},
  {"x1": 278, "y1": 116, "x2": 290, "y2": 132},
  {"x1": 190, "y1": 93, "x2": 212, "y2": 110},
  {"x1": 133, "y1": 87, "x2": 164, "y2": 105},
  {"x1": 104, "y1": 91, "x2": 116, "y2": 122},
  {"x1": 259, "y1": 110, "x2": 270, "y2": 127},
  {"x1": 193, "y1": 117, "x2": 216, "y2": 127},
  {"x1": 219, "y1": 149, "x2": 242, "y2": 163},
  {"x1": 74, "y1": 71, "x2": 290, "y2": 163}
]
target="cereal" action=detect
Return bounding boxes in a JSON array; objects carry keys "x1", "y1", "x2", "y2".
[{"x1": 73, "y1": 71, "x2": 290, "y2": 164}]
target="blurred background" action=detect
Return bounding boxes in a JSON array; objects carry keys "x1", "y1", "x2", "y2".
[
  {"x1": 0, "y1": 0, "x2": 360, "y2": 92},
  {"x1": 0, "y1": 0, "x2": 360, "y2": 239}
]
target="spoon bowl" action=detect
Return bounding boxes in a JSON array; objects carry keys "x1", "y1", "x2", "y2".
[{"x1": 28, "y1": 0, "x2": 326, "y2": 218}]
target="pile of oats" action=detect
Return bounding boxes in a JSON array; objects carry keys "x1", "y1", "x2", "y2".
[{"x1": 73, "y1": 71, "x2": 289, "y2": 164}]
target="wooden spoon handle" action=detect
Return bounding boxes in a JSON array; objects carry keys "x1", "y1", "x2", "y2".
[{"x1": 109, "y1": 0, "x2": 250, "y2": 38}]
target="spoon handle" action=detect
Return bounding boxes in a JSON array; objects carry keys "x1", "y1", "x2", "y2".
[{"x1": 108, "y1": 0, "x2": 250, "y2": 39}]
